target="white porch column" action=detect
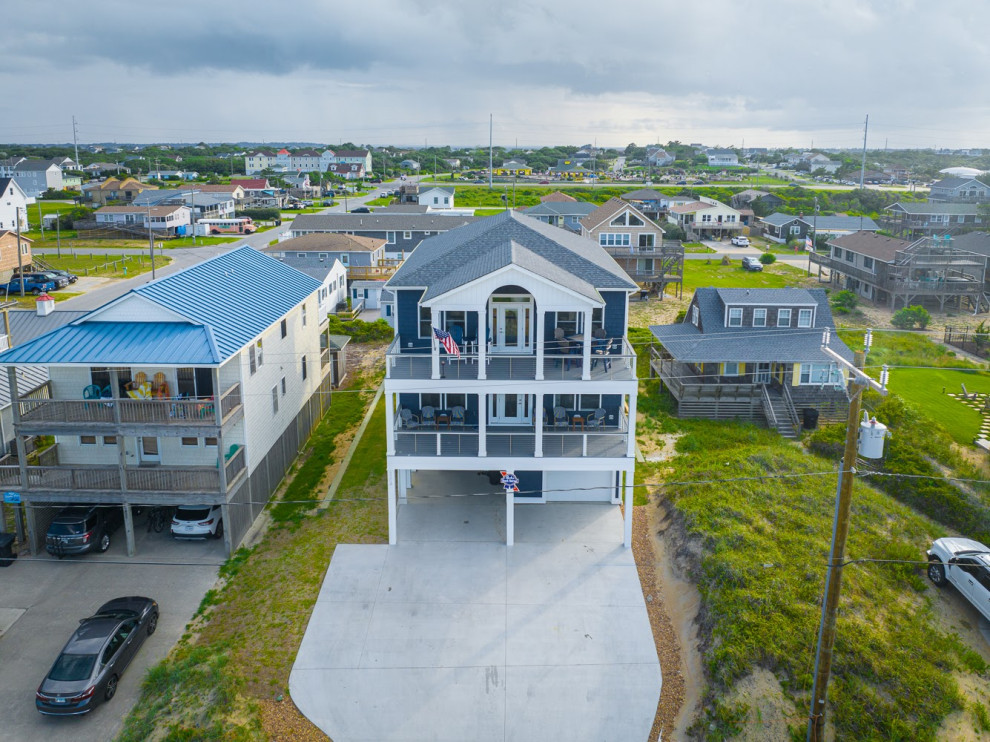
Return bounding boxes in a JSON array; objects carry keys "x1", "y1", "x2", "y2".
[
  {"x1": 385, "y1": 390, "x2": 395, "y2": 456},
  {"x1": 535, "y1": 309, "x2": 545, "y2": 380},
  {"x1": 506, "y1": 485, "x2": 515, "y2": 546},
  {"x1": 582, "y1": 307, "x2": 593, "y2": 380},
  {"x1": 534, "y1": 392, "x2": 544, "y2": 457},
  {"x1": 623, "y1": 471, "x2": 633, "y2": 548},
  {"x1": 626, "y1": 391, "x2": 638, "y2": 458},
  {"x1": 431, "y1": 307, "x2": 441, "y2": 379},
  {"x1": 476, "y1": 308, "x2": 487, "y2": 380},
  {"x1": 387, "y1": 465, "x2": 397, "y2": 545},
  {"x1": 478, "y1": 392, "x2": 487, "y2": 456},
  {"x1": 398, "y1": 468, "x2": 408, "y2": 502}
]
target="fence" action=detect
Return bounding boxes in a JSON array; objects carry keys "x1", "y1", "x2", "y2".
[{"x1": 943, "y1": 326, "x2": 990, "y2": 358}]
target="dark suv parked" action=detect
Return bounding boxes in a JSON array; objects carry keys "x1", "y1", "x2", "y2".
[{"x1": 45, "y1": 505, "x2": 123, "y2": 557}]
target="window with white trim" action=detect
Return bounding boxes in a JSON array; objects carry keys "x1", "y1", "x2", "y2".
[
  {"x1": 419, "y1": 305, "x2": 432, "y2": 338},
  {"x1": 798, "y1": 309, "x2": 813, "y2": 327},
  {"x1": 753, "y1": 308, "x2": 767, "y2": 327},
  {"x1": 777, "y1": 308, "x2": 791, "y2": 327},
  {"x1": 863, "y1": 256, "x2": 874, "y2": 271},
  {"x1": 790, "y1": 225, "x2": 802, "y2": 235},
  {"x1": 403, "y1": 231, "x2": 412, "y2": 239},
  {"x1": 728, "y1": 307, "x2": 742, "y2": 327},
  {"x1": 272, "y1": 386, "x2": 279, "y2": 413},
  {"x1": 386, "y1": 231, "x2": 396, "y2": 244},
  {"x1": 638, "y1": 233, "x2": 655, "y2": 249},
  {"x1": 691, "y1": 305, "x2": 699, "y2": 326},
  {"x1": 799, "y1": 363, "x2": 842, "y2": 385},
  {"x1": 723, "y1": 362, "x2": 742, "y2": 376},
  {"x1": 598, "y1": 233, "x2": 631, "y2": 247}
]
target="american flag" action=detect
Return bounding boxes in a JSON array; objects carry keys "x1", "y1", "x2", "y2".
[{"x1": 433, "y1": 326, "x2": 460, "y2": 358}]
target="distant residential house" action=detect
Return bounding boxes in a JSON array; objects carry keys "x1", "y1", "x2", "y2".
[
  {"x1": 83, "y1": 177, "x2": 159, "y2": 206},
  {"x1": 809, "y1": 231, "x2": 989, "y2": 312},
  {"x1": 328, "y1": 162, "x2": 366, "y2": 180},
  {"x1": 493, "y1": 160, "x2": 532, "y2": 176},
  {"x1": 645, "y1": 147, "x2": 674, "y2": 167},
  {"x1": 334, "y1": 149, "x2": 373, "y2": 173},
  {"x1": 232, "y1": 178, "x2": 283, "y2": 208},
  {"x1": 551, "y1": 159, "x2": 591, "y2": 180},
  {"x1": 132, "y1": 190, "x2": 235, "y2": 221},
  {"x1": 399, "y1": 159, "x2": 421, "y2": 171},
  {"x1": 0, "y1": 230, "x2": 32, "y2": 279},
  {"x1": 650, "y1": 288, "x2": 853, "y2": 430},
  {"x1": 12, "y1": 160, "x2": 63, "y2": 197},
  {"x1": 0, "y1": 178, "x2": 31, "y2": 231},
  {"x1": 706, "y1": 150, "x2": 739, "y2": 167},
  {"x1": 187, "y1": 183, "x2": 246, "y2": 202},
  {"x1": 265, "y1": 233, "x2": 388, "y2": 276},
  {"x1": 61, "y1": 174, "x2": 82, "y2": 191},
  {"x1": 444, "y1": 158, "x2": 461, "y2": 169},
  {"x1": 83, "y1": 162, "x2": 132, "y2": 176},
  {"x1": 730, "y1": 189, "x2": 771, "y2": 208},
  {"x1": 540, "y1": 191, "x2": 577, "y2": 204},
  {"x1": 350, "y1": 279, "x2": 388, "y2": 310},
  {"x1": 284, "y1": 173, "x2": 312, "y2": 191},
  {"x1": 276, "y1": 149, "x2": 292, "y2": 169},
  {"x1": 417, "y1": 186, "x2": 455, "y2": 210},
  {"x1": 883, "y1": 202, "x2": 983, "y2": 238},
  {"x1": 288, "y1": 213, "x2": 477, "y2": 261},
  {"x1": 95, "y1": 205, "x2": 192, "y2": 235},
  {"x1": 380, "y1": 288, "x2": 395, "y2": 326},
  {"x1": 245, "y1": 150, "x2": 278, "y2": 174},
  {"x1": 759, "y1": 213, "x2": 878, "y2": 243},
  {"x1": 580, "y1": 198, "x2": 680, "y2": 293},
  {"x1": 621, "y1": 189, "x2": 676, "y2": 222},
  {"x1": 667, "y1": 198, "x2": 742, "y2": 238},
  {"x1": 927, "y1": 177, "x2": 990, "y2": 204},
  {"x1": 806, "y1": 154, "x2": 841, "y2": 174},
  {"x1": 148, "y1": 170, "x2": 199, "y2": 180},
  {"x1": 290, "y1": 149, "x2": 322, "y2": 172},
  {"x1": 523, "y1": 201, "x2": 597, "y2": 232}
]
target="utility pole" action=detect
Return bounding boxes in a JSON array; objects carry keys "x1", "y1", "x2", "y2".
[
  {"x1": 147, "y1": 202, "x2": 156, "y2": 280},
  {"x1": 55, "y1": 210, "x2": 62, "y2": 258},
  {"x1": 489, "y1": 114, "x2": 493, "y2": 189},
  {"x1": 15, "y1": 208, "x2": 25, "y2": 297},
  {"x1": 37, "y1": 201, "x2": 44, "y2": 239},
  {"x1": 859, "y1": 115, "x2": 869, "y2": 190},
  {"x1": 806, "y1": 350, "x2": 888, "y2": 742},
  {"x1": 72, "y1": 116, "x2": 80, "y2": 172}
]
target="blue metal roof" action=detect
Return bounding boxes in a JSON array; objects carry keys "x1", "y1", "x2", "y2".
[
  {"x1": 132, "y1": 245, "x2": 320, "y2": 361},
  {"x1": 0, "y1": 322, "x2": 217, "y2": 365},
  {"x1": 0, "y1": 246, "x2": 319, "y2": 366}
]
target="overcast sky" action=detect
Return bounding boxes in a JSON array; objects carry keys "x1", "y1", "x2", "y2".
[{"x1": 2, "y1": 0, "x2": 988, "y2": 149}]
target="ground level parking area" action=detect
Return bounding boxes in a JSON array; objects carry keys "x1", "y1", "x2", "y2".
[
  {"x1": 290, "y1": 473, "x2": 662, "y2": 741},
  {"x1": 0, "y1": 520, "x2": 223, "y2": 742}
]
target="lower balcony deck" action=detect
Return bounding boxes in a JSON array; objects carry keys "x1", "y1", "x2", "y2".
[{"x1": 393, "y1": 427, "x2": 628, "y2": 458}]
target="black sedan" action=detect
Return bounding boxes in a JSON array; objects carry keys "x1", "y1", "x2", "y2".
[{"x1": 36, "y1": 596, "x2": 159, "y2": 716}]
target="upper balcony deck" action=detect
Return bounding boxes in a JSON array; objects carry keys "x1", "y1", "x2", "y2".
[{"x1": 385, "y1": 337, "x2": 637, "y2": 383}]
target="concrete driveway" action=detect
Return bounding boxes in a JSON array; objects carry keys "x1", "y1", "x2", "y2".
[
  {"x1": 291, "y1": 473, "x2": 662, "y2": 741},
  {"x1": 0, "y1": 522, "x2": 223, "y2": 742}
]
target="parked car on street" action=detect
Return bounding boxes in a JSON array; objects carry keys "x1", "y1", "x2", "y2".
[
  {"x1": 45, "y1": 269, "x2": 79, "y2": 284},
  {"x1": 741, "y1": 256, "x2": 763, "y2": 272},
  {"x1": 350, "y1": 206, "x2": 371, "y2": 214},
  {"x1": 170, "y1": 504, "x2": 223, "y2": 539},
  {"x1": 2, "y1": 276, "x2": 56, "y2": 295},
  {"x1": 35, "y1": 596, "x2": 159, "y2": 715},
  {"x1": 19, "y1": 271, "x2": 69, "y2": 289},
  {"x1": 45, "y1": 504, "x2": 123, "y2": 557},
  {"x1": 731, "y1": 236, "x2": 750, "y2": 246},
  {"x1": 927, "y1": 537, "x2": 990, "y2": 621}
]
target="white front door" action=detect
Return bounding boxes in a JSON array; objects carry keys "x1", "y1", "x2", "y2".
[
  {"x1": 489, "y1": 394, "x2": 530, "y2": 425},
  {"x1": 490, "y1": 301, "x2": 532, "y2": 353},
  {"x1": 138, "y1": 437, "x2": 160, "y2": 465}
]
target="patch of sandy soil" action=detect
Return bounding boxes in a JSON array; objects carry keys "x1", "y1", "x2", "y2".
[
  {"x1": 721, "y1": 669, "x2": 814, "y2": 742},
  {"x1": 344, "y1": 339, "x2": 387, "y2": 380},
  {"x1": 640, "y1": 432, "x2": 683, "y2": 462},
  {"x1": 259, "y1": 697, "x2": 329, "y2": 741},
  {"x1": 937, "y1": 671, "x2": 990, "y2": 742}
]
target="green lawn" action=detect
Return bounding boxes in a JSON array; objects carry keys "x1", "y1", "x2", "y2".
[
  {"x1": 473, "y1": 208, "x2": 506, "y2": 217},
  {"x1": 682, "y1": 242, "x2": 715, "y2": 254},
  {"x1": 682, "y1": 260, "x2": 810, "y2": 291},
  {"x1": 42, "y1": 253, "x2": 171, "y2": 278}
]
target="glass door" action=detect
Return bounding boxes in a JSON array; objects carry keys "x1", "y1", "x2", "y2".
[
  {"x1": 489, "y1": 394, "x2": 530, "y2": 425},
  {"x1": 754, "y1": 363, "x2": 772, "y2": 384},
  {"x1": 490, "y1": 300, "x2": 532, "y2": 353},
  {"x1": 138, "y1": 437, "x2": 160, "y2": 465}
]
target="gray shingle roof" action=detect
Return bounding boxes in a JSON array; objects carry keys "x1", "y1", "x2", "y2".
[
  {"x1": 523, "y1": 202, "x2": 598, "y2": 217},
  {"x1": 945, "y1": 231, "x2": 990, "y2": 257},
  {"x1": 290, "y1": 213, "x2": 477, "y2": 233},
  {"x1": 272, "y1": 255, "x2": 344, "y2": 282},
  {"x1": 931, "y1": 177, "x2": 988, "y2": 190},
  {"x1": 715, "y1": 288, "x2": 818, "y2": 306},
  {"x1": 650, "y1": 287, "x2": 853, "y2": 364},
  {"x1": 386, "y1": 210, "x2": 637, "y2": 302},
  {"x1": 886, "y1": 202, "x2": 980, "y2": 215},
  {"x1": 621, "y1": 189, "x2": 665, "y2": 201},
  {"x1": 13, "y1": 159, "x2": 57, "y2": 172},
  {"x1": 760, "y1": 213, "x2": 879, "y2": 231}
]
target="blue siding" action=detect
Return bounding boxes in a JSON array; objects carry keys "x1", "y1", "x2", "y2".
[
  {"x1": 396, "y1": 289, "x2": 429, "y2": 350},
  {"x1": 515, "y1": 470, "x2": 543, "y2": 499},
  {"x1": 602, "y1": 290, "x2": 627, "y2": 337}
]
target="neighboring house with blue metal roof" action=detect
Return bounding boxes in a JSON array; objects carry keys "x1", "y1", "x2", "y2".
[
  {"x1": 0, "y1": 246, "x2": 335, "y2": 557},
  {"x1": 383, "y1": 209, "x2": 640, "y2": 548},
  {"x1": 649, "y1": 287, "x2": 852, "y2": 435}
]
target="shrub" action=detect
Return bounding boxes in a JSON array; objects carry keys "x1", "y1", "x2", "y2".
[
  {"x1": 720, "y1": 255, "x2": 731, "y2": 266},
  {"x1": 891, "y1": 305, "x2": 931, "y2": 330},
  {"x1": 759, "y1": 252, "x2": 776, "y2": 265},
  {"x1": 325, "y1": 315, "x2": 393, "y2": 343},
  {"x1": 674, "y1": 309, "x2": 687, "y2": 323},
  {"x1": 831, "y1": 289, "x2": 859, "y2": 314},
  {"x1": 238, "y1": 207, "x2": 280, "y2": 221}
]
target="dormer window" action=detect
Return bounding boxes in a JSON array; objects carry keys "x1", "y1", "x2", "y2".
[
  {"x1": 728, "y1": 307, "x2": 742, "y2": 327},
  {"x1": 691, "y1": 305, "x2": 699, "y2": 326},
  {"x1": 798, "y1": 308, "x2": 813, "y2": 327},
  {"x1": 777, "y1": 308, "x2": 791, "y2": 327},
  {"x1": 753, "y1": 308, "x2": 766, "y2": 327}
]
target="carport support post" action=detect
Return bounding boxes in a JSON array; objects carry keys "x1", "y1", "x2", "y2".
[
  {"x1": 122, "y1": 501, "x2": 136, "y2": 557},
  {"x1": 384, "y1": 391, "x2": 395, "y2": 456},
  {"x1": 534, "y1": 393, "x2": 543, "y2": 457},
  {"x1": 505, "y1": 486, "x2": 514, "y2": 546},
  {"x1": 476, "y1": 309, "x2": 486, "y2": 380},
  {"x1": 535, "y1": 310, "x2": 545, "y2": 380},
  {"x1": 478, "y1": 393, "x2": 487, "y2": 456},
  {"x1": 582, "y1": 308, "x2": 593, "y2": 380},
  {"x1": 387, "y1": 465, "x2": 397, "y2": 545}
]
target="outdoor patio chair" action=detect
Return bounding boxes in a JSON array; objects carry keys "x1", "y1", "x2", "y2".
[
  {"x1": 126, "y1": 371, "x2": 147, "y2": 391},
  {"x1": 451, "y1": 405, "x2": 466, "y2": 427},
  {"x1": 421, "y1": 405, "x2": 436, "y2": 427},
  {"x1": 552, "y1": 406, "x2": 569, "y2": 430},
  {"x1": 592, "y1": 327, "x2": 607, "y2": 339},
  {"x1": 586, "y1": 408, "x2": 606, "y2": 430},
  {"x1": 83, "y1": 384, "x2": 102, "y2": 410},
  {"x1": 399, "y1": 408, "x2": 420, "y2": 429}
]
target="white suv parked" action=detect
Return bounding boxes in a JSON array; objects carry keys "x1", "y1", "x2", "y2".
[
  {"x1": 730, "y1": 236, "x2": 750, "y2": 246},
  {"x1": 927, "y1": 537, "x2": 990, "y2": 621}
]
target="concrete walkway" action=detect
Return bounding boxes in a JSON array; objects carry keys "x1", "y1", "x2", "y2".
[{"x1": 291, "y1": 471, "x2": 662, "y2": 741}]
